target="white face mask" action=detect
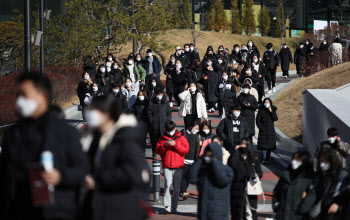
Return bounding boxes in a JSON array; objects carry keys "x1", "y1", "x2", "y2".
[
  {"x1": 232, "y1": 60, "x2": 237, "y2": 64},
  {"x1": 125, "y1": 82, "x2": 132, "y2": 87},
  {"x1": 190, "y1": 87, "x2": 196, "y2": 92},
  {"x1": 185, "y1": 48, "x2": 190, "y2": 52},
  {"x1": 328, "y1": 137, "x2": 336, "y2": 144},
  {"x1": 235, "y1": 48, "x2": 240, "y2": 53},
  {"x1": 170, "y1": 59, "x2": 175, "y2": 63},
  {"x1": 151, "y1": 82, "x2": 157, "y2": 87},
  {"x1": 113, "y1": 65, "x2": 118, "y2": 69},
  {"x1": 168, "y1": 130, "x2": 176, "y2": 136},
  {"x1": 84, "y1": 75, "x2": 90, "y2": 80},
  {"x1": 128, "y1": 60, "x2": 133, "y2": 65},
  {"x1": 233, "y1": 111, "x2": 240, "y2": 117},
  {"x1": 190, "y1": 47, "x2": 194, "y2": 51},
  {"x1": 242, "y1": 155, "x2": 247, "y2": 160},
  {"x1": 222, "y1": 75, "x2": 228, "y2": 80},
  {"x1": 269, "y1": 48, "x2": 273, "y2": 51},
  {"x1": 100, "y1": 68, "x2": 106, "y2": 73},
  {"x1": 291, "y1": 160, "x2": 302, "y2": 170},
  {"x1": 323, "y1": 42, "x2": 327, "y2": 45},
  {"x1": 283, "y1": 45, "x2": 287, "y2": 49},
  {"x1": 243, "y1": 88, "x2": 249, "y2": 94},
  {"x1": 320, "y1": 162, "x2": 330, "y2": 172},
  {"x1": 176, "y1": 63, "x2": 181, "y2": 68},
  {"x1": 253, "y1": 58, "x2": 258, "y2": 63},
  {"x1": 148, "y1": 53, "x2": 153, "y2": 57},
  {"x1": 219, "y1": 48, "x2": 223, "y2": 51},
  {"x1": 93, "y1": 87, "x2": 98, "y2": 92},
  {"x1": 203, "y1": 129, "x2": 210, "y2": 134},
  {"x1": 16, "y1": 96, "x2": 38, "y2": 118},
  {"x1": 300, "y1": 45, "x2": 304, "y2": 48},
  {"x1": 218, "y1": 60, "x2": 223, "y2": 64},
  {"x1": 85, "y1": 110, "x2": 102, "y2": 128},
  {"x1": 177, "y1": 50, "x2": 182, "y2": 55},
  {"x1": 248, "y1": 43, "x2": 253, "y2": 47},
  {"x1": 191, "y1": 129, "x2": 199, "y2": 135},
  {"x1": 108, "y1": 57, "x2": 112, "y2": 61},
  {"x1": 204, "y1": 156, "x2": 212, "y2": 163},
  {"x1": 264, "y1": 103, "x2": 270, "y2": 109},
  {"x1": 136, "y1": 57, "x2": 141, "y2": 61},
  {"x1": 207, "y1": 62, "x2": 212, "y2": 66},
  {"x1": 305, "y1": 42, "x2": 309, "y2": 45},
  {"x1": 246, "y1": 70, "x2": 252, "y2": 74},
  {"x1": 138, "y1": 96, "x2": 145, "y2": 101},
  {"x1": 113, "y1": 89, "x2": 119, "y2": 94},
  {"x1": 156, "y1": 95, "x2": 163, "y2": 100}
]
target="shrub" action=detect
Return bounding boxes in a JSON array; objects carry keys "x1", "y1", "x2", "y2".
[{"x1": 0, "y1": 66, "x2": 83, "y2": 127}]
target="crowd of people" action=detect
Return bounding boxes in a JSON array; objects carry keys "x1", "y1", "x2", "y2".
[{"x1": 0, "y1": 36, "x2": 349, "y2": 220}]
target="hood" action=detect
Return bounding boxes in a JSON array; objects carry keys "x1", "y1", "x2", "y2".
[
  {"x1": 206, "y1": 142, "x2": 223, "y2": 162},
  {"x1": 244, "y1": 78, "x2": 253, "y2": 85},
  {"x1": 241, "y1": 46, "x2": 248, "y2": 51}
]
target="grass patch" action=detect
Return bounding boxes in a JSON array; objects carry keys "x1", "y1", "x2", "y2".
[{"x1": 274, "y1": 62, "x2": 350, "y2": 143}]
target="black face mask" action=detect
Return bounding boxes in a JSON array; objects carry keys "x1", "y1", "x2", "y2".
[{"x1": 238, "y1": 147, "x2": 248, "y2": 154}]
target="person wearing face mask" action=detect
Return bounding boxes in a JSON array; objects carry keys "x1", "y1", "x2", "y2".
[
  {"x1": 173, "y1": 60, "x2": 188, "y2": 105},
  {"x1": 273, "y1": 151, "x2": 316, "y2": 220},
  {"x1": 305, "y1": 42, "x2": 319, "y2": 76},
  {"x1": 217, "y1": 55, "x2": 228, "y2": 73},
  {"x1": 236, "y1": 80, "x2": 259, "y2": 106},
  {"x1": 238, "y1": 64, "x2": 259, "y2": 90},
  {"x1": 164, "y1": 55, "x2": 176, "y2": 107},
  {"x1": 109, "y1": 61, "x2": 123, "y2": 87},
  {"x1": 247, "y1": 40, "x2": 261, "y2": 60},
  {"x1": 237, "y1": 84, "x2": 259, "y2": 143},
  {"x1": 156, "y1": 121, "x2": 189, "y2": 214},
  {"x1": 77, "y1": 72, "x2": 93, "y2": 119},
  {"x1": 319, "y1": 40, "x2": 330, "y2": 69},
  {"x1": 228, "y1": 55, "x2": 242, "y2": 80},
  {"x1": 231, "y1": 44, "x2": 242, "y2": 62},
  {"x1": 294, "y1": 42, "x2": 307, "y2": 76},
  {"x1": 147, "y1": 89, "x2": 172, "y2": 159},
  {"x1": 305, "y1": 39, "x2": 311, "y2": 49},
  {"x1": 217, "y1": 105, "x2": 250, "y2": 153},
  {"x1": 227, "y1": 139, "x2": 262, "y2": 220},
  {"x1": 250, "y1": 54, "x2": 267, "y2": 103},
  {"x1": 215, "y1": 72, "x2": 237, "y2": 119},
  {"x1": 313, "y1": 148, "x2": 350, "y2": 220},
  {"x1": 121, "y1": 77, "x2": 138, "y2": 111},
  {"x1": 146, "y1": 76, "x2": 165, "y2": 100},
  {"x1": 329, "y1": 36, "x2": 343, "y2": 66},
  {"x1": 0, "y1": 72, "x2": 88, "y2": 220},
  {"x1": 109, "y1": 83, "x2": 128, "y2": 113},
  {"x1": 178, "y1": 83, "x2": 208, "y2": 129},
  {"x1": 188, "y1": 60, "x2": 203, "y2": 86},
  {"x1": 84, "y1": 83, "x2": 104, "y2": 106},
  {"x1": 82, "y1": 95, "x2": 147, "y2": 220},
  {"x1": 313, "y1": 127, "x2": 350, "y2": 171},
  {"x1": 279, "y1": 43, "x2": 293, "y2": 79},
  {"x1": 122, "y1": 55, "x2": 146, "y2": 93},
  {"x1": 83, "y1": 55, "x2": 97, "y2": 79},
  {"x1": 239, "y1": 46, "x2": 249, "y2": 68},
  {"x1": 256, "y1": 98, "x2": 278, "y2": 162},
  {"x1": 188, "y1": 43, "x2": 200, "y2": 64},
  {"x1": 142, "y1": 49, "x2": 162, "y2": 79},
  {"x1": 95, "y1": 64, "x2": 112, "y2": 95},
  {"x1": 188, "y1": 142, "x2": 233, "y2": 220},
  {"x1": 201, "y1": 46, "x2": 217, "y2": 66},
  {"x1": 202, "y1": 58, "x2": 221, "y2": 113},
  {"x1": 198, "y1": 120, "x2": 216, "y2": 147},
  {"x1": 180, "y1": 122, "x2": 202, "y2": 200},
  {"x1": 105, "y1": 53, "x2": 115, "y2": 73},
  {"x1": 174, "y1": 46, "x2": 190, "y2": 69},
  {"x1": 134, "y1": 53, "x2": 143, "y2": 66},
  {"x1": 263, "y1": 43, "x2": 280, "y2": 94}
]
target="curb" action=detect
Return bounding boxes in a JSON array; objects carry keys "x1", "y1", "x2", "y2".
[
  {"x1": 64, "y1": 104, "x2": 80, "y2": 119},
  {"x1": 270, "y1": 78, "x2": 297, "y2": 100}
]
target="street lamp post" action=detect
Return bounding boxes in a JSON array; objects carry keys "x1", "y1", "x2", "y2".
[
  {"x1": 24, "y1": 0, "x2": 32, "y2": 73},
  {"x1": 40, "y1": 0, "x2": 45, "y2": 75}
]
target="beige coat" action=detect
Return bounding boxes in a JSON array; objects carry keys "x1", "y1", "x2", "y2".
[{"x1": 178, "y1": 90, "x2": 208, "y2": 119}]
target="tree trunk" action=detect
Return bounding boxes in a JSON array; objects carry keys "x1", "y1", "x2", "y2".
[
  {"x1": 154, "y1": 49, "x2": 166, "y2": 69},
  {"x1": 133, "y1": 38, "x2": 138, "y2": 55},
  {"x1": 140, "y1": 44, "x2": 146, "y2": 58}
]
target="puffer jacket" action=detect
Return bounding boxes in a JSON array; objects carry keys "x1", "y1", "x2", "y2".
[
  {"x1": 178, "y1": 90, "x2": 208, "y2": 119},
  {"x1": 314, "y1": 140, "x2": 350, "y2": 171},
  {"x1": 156, "y1": 131, "x2": 190, "y2": 169}
]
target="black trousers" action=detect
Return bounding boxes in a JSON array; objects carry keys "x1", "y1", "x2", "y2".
[
  {"x1": 174, "y1": 84, "x2": 186, "y2": 104},
  {"x1": 149, "y1": 130, "x2": 161, "y2": 154},
  {"x1": 247, "y1": 195, "x2": 258, "y2": 220},
  {"x1": 184, "y1": 115, "x2": 200, "y2": 130},
  {"x1": 180, "y1": 164, "x2": 191, "y2": 193},
  {"x1": 168, "y1": 95, "x2": 173, "y2": 103},
  {"x1": 282, "y1": 70, "x2": 289, "y2": 76},
  {"x1": 266, "y1": 68, "x2": 276, "y2": 89}
]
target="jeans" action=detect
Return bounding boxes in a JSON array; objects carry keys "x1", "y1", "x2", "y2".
[
  {"x1": 164, "y1": 168, "x2": 182, "y2": 211},
  {"x1": 262, "y1": 150, "x2": 272, "y2": 161}
]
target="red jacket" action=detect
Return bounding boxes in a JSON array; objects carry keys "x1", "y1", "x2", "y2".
[{"x1": 156, "y1": 131, "x2": 189, "y2": 169}]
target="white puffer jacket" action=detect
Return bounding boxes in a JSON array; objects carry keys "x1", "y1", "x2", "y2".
[{"x1": 178, "y1": 90, "x2": 208, "y2": 119}]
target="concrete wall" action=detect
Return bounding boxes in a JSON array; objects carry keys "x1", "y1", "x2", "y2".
[{"x1": 302, "y1": 85, "x2": 350, "y2": 160}]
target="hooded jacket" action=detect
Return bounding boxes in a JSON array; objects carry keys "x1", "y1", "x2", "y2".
[
  {"x1": 256, "y1": 101, "x2": 278, "y2": 150},
  {"x1": 156, "y1": 131, "x2": 189, "y2": 169},
  {"x1": 178, "y1": 90, "x2": 208, "y2": 119},
  {"x1": 188, "y1": 143, "x2": 234, "y2": 220}
]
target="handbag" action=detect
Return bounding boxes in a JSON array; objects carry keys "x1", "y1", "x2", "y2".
[
  {"x1": 246, "y1": 166, "x2": 265, "y2": 211},
  {"x1": 308, "y1": 182, "x2": 331, "y2": 218}
]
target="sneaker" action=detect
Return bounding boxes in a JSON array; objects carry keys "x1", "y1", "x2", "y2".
[
  {"x1": 164, "y1": 207, "x2": 171, "y2": 214},
  {"x1": 211, "y1": 108, "x2": 215, "y2": 112},
  {"x1": 266, "y1": 90, "x2": 272, "y2": 94},
  {"x1": 272, "y1": 87, "x2": 276, "y2": 93},
  {"x1": 284, "y1": 76, "x2": 287, "y2": 79},
  {"x1": 171, "y1": 210, "x2": 180, "y2": 214},
  {"x1": 169, "y1": 102, "x2": 173, "y2": 107},
  {"x1": 182, "y1": 192, "x2": 190, "y2": 201},
  {"x1": 207, "y1": 109, "x2": 212, "y2": 113},
  {"x1": 152, "y1": 153, "x2": 156, "y2": 159}
]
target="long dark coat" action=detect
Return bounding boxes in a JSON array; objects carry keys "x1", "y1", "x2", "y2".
[
  {"x1": 202, "y1": 66, "x2": 221, "y2": 103},
  {"x1": 273, "y1": 165, "x2": 316, "y2": 220},
  {"x1": 215, "y1": 80, "x2": 237, "y2": 116},
  {"x1": 256, "y1": 105, "x2": 278, "y2": 150},
  {"x1": 164, "y1": 62, "x2": 176, "y2": 96},
  {"x1": 109, "y1": 68, "x2": 123, "y2": 87},
  {"x1": 188, "y1": 143, "x2": 233, "y2": 220},
  {"x1": 279, "y1": 47, "x2": 293, "y2": 72},
  {"x1": 77, "y1": 80, "x2": 92, "y2": 106},
  {"x1": 294, "y1": 48, "x2": 307, "y2": 67},
  {"x1": 237, "y1": 94, "x2": 259, "y2": 136},
  {"x1": 146, "y1": 95, "x2": 172, "y2": 135},
  {"x1": 227, "y1": 149, "x2": 263, "y2": 220},
  {"x1": 0, "y1": 112, "x2": 88, "y2": 220}
]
